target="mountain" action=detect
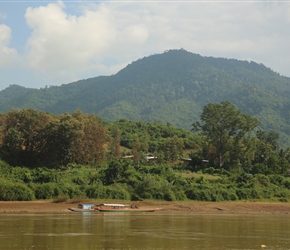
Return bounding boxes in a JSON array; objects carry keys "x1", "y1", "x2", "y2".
[{"x1": 1, "y1": 49, "x2": 290, "y2": 146}]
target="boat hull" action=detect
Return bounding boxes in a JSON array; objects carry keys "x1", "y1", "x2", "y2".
[
  {"x1": 68, "y1": 208, "x2": 99, "y2": 212},
  {"x1": 97, "y1": 208, "x2": 159, "y2": 213}
]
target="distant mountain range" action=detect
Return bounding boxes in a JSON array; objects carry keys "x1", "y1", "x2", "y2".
[{"x1": 1, "y1": 49, "x2": 290, "y2": 147}]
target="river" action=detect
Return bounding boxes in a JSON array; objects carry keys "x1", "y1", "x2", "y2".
[{"x1": 0, "y1": 212, "x2": 290, "y2": 250}]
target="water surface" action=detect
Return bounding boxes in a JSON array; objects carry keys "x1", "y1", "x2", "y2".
[{"x1": 0, "y1": 212, "x2": 289, "y2": 249}]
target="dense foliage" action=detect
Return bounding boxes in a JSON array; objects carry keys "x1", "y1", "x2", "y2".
[
  {"x1": 1, "y1": 160, "x2": 290, "y2": 202},
  {"x1": 193, "y1": 101, "x2": 260, "y2": 168},
  {"x1": 1, "y1": 49, "x2": 290, "y2": 146},
  {"x1": 1, "y1": 104, "x2": 290, "y2": 202},
  {"x1": 0, "y1": 109, "x2": 107, "y2": 166}
]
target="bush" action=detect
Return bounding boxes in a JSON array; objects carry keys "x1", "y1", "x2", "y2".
[
  {"x1": 85, "y1": 181, "x2": 106, "y2": 199},
  {"x1": 282, "y1": 179, "x2": 290, "y2": 189},
  {"x1": 185, "y1": 185, "x2": 212, "y2": 201},
  {"x1": 255, "y1": 174, "x2": 271, "y2": 187},
  {"x1": 11, "y1": 167, "x2": 33, "y2": 183},
  {"x1": 35, "y1": 183, "x2": 62, "y2": 199},
  {"x1": 278, "y1": 198, "x2": 288, "y2": 202},
  {"x1": 203, "y1": 167, "x2": 215, "y2": 175},
  {"x1": 269, "y1": 175, "x2": 285, "y2": 186},
  {"x1": 185, "y1": 183, "x2": 239, "y2": 201},
  {"x1": 273, "y1": 189, "x2": 290, "y2": 199},
  {"x1": 0, "y1": 179, "x2": 35, "y2": 201},
  {"x1": 32, "y1": 168, "x2": 60, "y2": 183},
  {"x1": 213, "y1": 187, "x2": 238, "y2": 201},
  {"x1": 163, "y1": 190, "x2": 176, "y2": 201},
  {"x1": 105, "y1": 184, "x2": 130, "y2": 200},
  {"x1": 60, "y1": 183, "x2": 85, "y2": 198},
  {"x1": 235, "y1": 188, "x2": 260, "y2": 200},
  {"x1": 0, "y1": 160, "x2": 11, "y2": 176}
]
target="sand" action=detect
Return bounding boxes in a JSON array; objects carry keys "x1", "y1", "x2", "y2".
[{"x1": 0, "y1": 200, "x2": 290, "y2": 214}]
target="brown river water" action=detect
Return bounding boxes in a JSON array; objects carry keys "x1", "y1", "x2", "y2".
[{"x1": 0, "y1": 212, "x2": 290, "y2": 250}]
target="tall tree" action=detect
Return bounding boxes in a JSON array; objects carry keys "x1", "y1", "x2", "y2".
[
  {"x1": 41, "y1": 113, "x2": 83, "y2": 166},
  {"x1": 71, "y1": 111, "x2": 107, "y2": 164},
  {"x1": 252, "y1": 130, "x2": 289, "y2": 174},
  {"x1": 0, "y1": 109, "x2": 51, "y2": 166},
  {"x1": 193, "y1": 101, "x2": 259, "y2": 168},
  {"x1": 256, "y1": 130, "x2": 280, "y2": 151},
  {"x1": 159, "y1": 136, "x2": 184, "y2": 163},
  {"x1": 0, "y1": 109, "x2": 107, "y2": 167},
  {"x1": 107, "y1": 125, "x2": 121, "y2": 160},
  {"x1": 43, "y1": 111, "x2": 107, "y2": 166},
  {"x1": 132, "y1": 139, "x2": 143, "y2": 164}
]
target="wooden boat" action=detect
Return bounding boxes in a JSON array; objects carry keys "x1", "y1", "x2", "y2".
[
  {"x1": 68, "y1": 203, "x2": 99, "y2": 212},
  {"x1": 95, "y1": 203, "x2": 160, "y2": 213}
]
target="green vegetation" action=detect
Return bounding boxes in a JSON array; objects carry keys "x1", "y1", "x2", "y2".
[
  {"x1": 1, "y1": 49, "x2": 290, "y2": 146},
  {"x1": 1, "y1": 104, "x2": 290, "y2": 202},
  {"x1": 193, "y1": 101, "x2": 259, "y2": 168}
]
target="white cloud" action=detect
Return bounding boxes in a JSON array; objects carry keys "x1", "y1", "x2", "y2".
[
  {"x1": 21, "y1": 1, "x2": 290, "y2": 87},
  {"x1": 24, "y1": 1, "x2": 150, "y2": 84},
  {"x1": 0, "y1": 24, "x2": 18, "y2": 67}
]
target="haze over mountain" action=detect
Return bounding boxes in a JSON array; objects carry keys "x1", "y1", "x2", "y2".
[{"x1": 1, "y1": 49, "x2": 290, "y2": 146}]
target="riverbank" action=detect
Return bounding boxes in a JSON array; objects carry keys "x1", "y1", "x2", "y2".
[{"x1": 0, "y1": 200, "x2": 290, "y2": 214}]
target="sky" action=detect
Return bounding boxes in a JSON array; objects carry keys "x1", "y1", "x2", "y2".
[{"x1": 0, "y1": 0, "x2": 290, "y2": 90}]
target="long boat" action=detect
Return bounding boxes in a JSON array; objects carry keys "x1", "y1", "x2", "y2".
[
  {"x1": 95, "y1": 203, "x2": 160, "y2": 213},
  {"x1": 68, "y1": 203, "x2": 99, "y2": 212}
]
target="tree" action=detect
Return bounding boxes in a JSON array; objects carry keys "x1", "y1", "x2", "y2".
[
  {"x1": 159, "y1": 136, "x2": 184, "y2": 163},
  {"x1": 256, "y1": 130, "x2": 279, "y2": 151},
  {"x1": 72, "y1": 112, "x2": 107, "y2": 164},
  {"x1": 193, "y1": 101, "x2": 259, "y2": 168},
  {"x1": 41, "y1": 113, "x2": 83, "y2": 166},
  {"x1": 0, "y1": 109, "x2": 51, "y2": 166},
  {"x1": 42, "y1": 111, "x2": 107, "y2": 166},
  {"x1": 102, "y1": 161, "x2": 125, "y2": 185},
  {"x1": 107, "y1": 125, "x2": 121, "y2": 160},
  {"x1": 253, "y1": 130, "x2": 289, "y2": 175},
  {"x1": 132, "y1": 139, "x2": 143, "y2": 163},
  {"x1": 0, "y1": 109, "x2": 107, "y2": 167}
]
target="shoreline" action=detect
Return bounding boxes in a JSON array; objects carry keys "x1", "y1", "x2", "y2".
[{"x1": 0, "y1": 200, "x2": 290, "y2": 214}]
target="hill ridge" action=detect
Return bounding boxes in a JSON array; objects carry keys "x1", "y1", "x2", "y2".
[{"x1": 1, "y1": 49, "x2": 290, "y2": 146}]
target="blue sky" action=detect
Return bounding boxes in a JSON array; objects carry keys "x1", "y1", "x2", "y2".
[{"x1": 0, "y1": 1, "x2": 290, "y2": 90}]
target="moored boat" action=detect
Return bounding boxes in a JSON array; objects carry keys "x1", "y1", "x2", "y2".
[
  {"x1": 95, "y1": 203, "x2": 160, "y2": 213},
  {"x1": 68, "y1": 203, "x2": 99, "y2": 212}
]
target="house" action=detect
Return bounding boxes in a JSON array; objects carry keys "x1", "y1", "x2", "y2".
[
  {"x1": 181, "y1": 158, "x2": 209, "y2": 165},
  {"x1": 181, "y1": 157, "x2": 192, "y2": 165},
  {"x1": 122, "y1": 153, "x2": 158, "y2": 163},
  {"x1": 144, "y1": 153, "x2": 157, "y2": 162}
]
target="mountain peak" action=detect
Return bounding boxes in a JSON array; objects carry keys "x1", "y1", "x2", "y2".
[{"x1": 1, "y1": 50, "x2": 290, "y2": 146}]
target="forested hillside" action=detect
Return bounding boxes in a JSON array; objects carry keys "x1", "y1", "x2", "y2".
[{"x1": 1, "y1": 49, "x2": 290, "y2": 146}]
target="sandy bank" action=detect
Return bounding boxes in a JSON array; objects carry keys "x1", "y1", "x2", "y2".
[{"x1": 0, "y1": 200, "x2": 290, "y2": 214}]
